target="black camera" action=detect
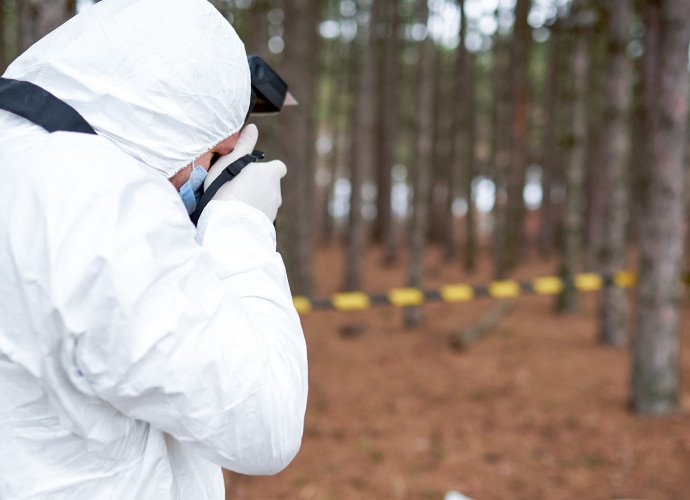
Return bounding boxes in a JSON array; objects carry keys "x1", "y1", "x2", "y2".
[{"x1": 247, "y1": 55, "x2": 297, "y2": 116}]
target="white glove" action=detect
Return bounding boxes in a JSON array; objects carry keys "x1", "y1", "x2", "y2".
[
  {"x1": 205, "y1": 123, "x2": 259, "y2": 188},
  {"x1": 211, "y1": 160, "x2": 287, "y2": 222},
  {"x1": 205, "y1": 124, "x2": 287, "y2": 222}
]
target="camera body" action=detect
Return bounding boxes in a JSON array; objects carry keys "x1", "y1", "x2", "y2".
[{"x1": 247, "y1": 55, "x2": 297, "y2": 116}]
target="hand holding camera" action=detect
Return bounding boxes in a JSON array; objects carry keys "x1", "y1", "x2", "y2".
[
  {"x1": 205, "y1": 123, "x2": 260, "y2": 188},
  {"x1": 206, "y1": 124, "x2": 287, "y2": 222},
  {"x1": 212, "y1": 158, "x2": 287, "y2": 222}
]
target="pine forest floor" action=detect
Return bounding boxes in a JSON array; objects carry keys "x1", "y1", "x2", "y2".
[{"x1": 223, "y1": 242, "x2": 690, "y2": 500}]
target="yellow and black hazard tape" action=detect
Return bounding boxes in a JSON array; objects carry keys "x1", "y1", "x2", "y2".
[{"x1": 292, "y1": 270, "x2": 690, "y2": 314}]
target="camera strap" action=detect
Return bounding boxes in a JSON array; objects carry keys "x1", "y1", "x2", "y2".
[
  {"x1": 0, "y1": 77, "x2": 96, "y2": 135},
  {"x1": 190, "y1": 149, "x2": 264, "y2": 225}
]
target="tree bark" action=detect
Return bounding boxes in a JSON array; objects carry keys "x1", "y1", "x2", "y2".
[
  {"x1": 376, "y1": 0, "x2": 401, "y2": 264},
  {"x1": 0, "y1": 0, "x2": 6, "y2": 70},
  {"x1": 556, "y1": 1, "x2": 592, "y2": 313},
  {"x1": 596, "y1": 0, "x2": 633, "y2": 348},
  {"x1": 538, "y1": 19, "x2": 561, "y2": 258},
  {"x1": 503, "y1": 0, "x2": 531, "y2": 272},
  {"x1": 490, "y1": 10, "x2": 512, "y2": 279},
  {"x1": 584, "y1": 14, "x2": 607, "y2": 269},
  {"x1": 444, "y1": 0, "x2": 468, "y2": 262},
  {"x1": 429, "y1": 48, "x2": 450, "y2": 247},
  {"x1": 278, "y1": 0, "x2": 318, "y2": 295},
  {"x1": 632, "y1": 0, "x2": 690, "y2": 416},
  {"x1": 17, "y1": 0, "x2": 75, "y2": 53},
  {"x1": 462, "y1": 45, "x2": 477, "y2": 272},
  {"x1": 403, "y1": 0, "x2": 434, "y2": 327},
  {"x1": 250, "y1": 0, "x2": 271, "y2": 60},
  {"x1": 343, "y1": 0, "x2": 379, "y2": 292}
]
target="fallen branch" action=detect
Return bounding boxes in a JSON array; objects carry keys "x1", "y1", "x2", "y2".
[{"x1": 448, "y1": 300, "x2": 516, "y2": 351}]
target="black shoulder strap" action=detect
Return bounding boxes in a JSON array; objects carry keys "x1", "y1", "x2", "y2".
[
  {"x1": 190, "y1": 150, "x2": 264, "y2": 225},
  {"x1": 0, "y1": 77, "x2": 96, "y2": 135}
]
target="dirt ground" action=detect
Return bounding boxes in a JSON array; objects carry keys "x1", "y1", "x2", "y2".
[{"x1": 224, "y1": 243, "x2": 690, "y2": 500}]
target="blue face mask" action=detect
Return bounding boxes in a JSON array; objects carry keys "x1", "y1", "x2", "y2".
[{"x1": 178, "y1": 165, "x2": 208, "y2": 215}]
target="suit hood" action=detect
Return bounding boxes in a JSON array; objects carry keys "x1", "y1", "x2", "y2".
[{"x1": 3, "y1": 0, "x2": 251, "y2": 177}]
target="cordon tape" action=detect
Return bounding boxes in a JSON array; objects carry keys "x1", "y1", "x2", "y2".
[{"x1": 292, "y1": 270, "x2": 690, "y2": 314}]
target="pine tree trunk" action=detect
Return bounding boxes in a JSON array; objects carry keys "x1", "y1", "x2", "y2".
[
  {"x1": 250, "y1": 0, "x2": 270, "y2": 59},
  {"x1": 556, "y1": 1, "x2": 592, "y2": 313},
  {"x1": 17, "y1": 0, "x2": 75, "y2": 53},
  {"x1": 491, "y1": 12, "x2": 512, "y2": 279},
  {"x1": 632, "y1": 0, "x2": 690, "y2": 416},
  {"x1": 377, "y1": 0, "x2": 401, "y2": 264},
  {"x1": 503, "y1": 0, "x2": 531, "y2": 272},
  {"x1": 0, "y1": 0, "x2": 6, "y2": 71},
  {"x1": 596, "y1": 0, "x2": 633, "y2": 348},
  {"x1": 538, "y1": 19, "x2": 561, "y2": 258},
  {"x1": 403, "y1": 0, "x2": 434, "y2": 327},
  {"x1": 584, "y1": 19, "x2": 607, "y2": 269},
  {"x1": 444, "y1": 0, "x2": 468, "y2": 262},
  {"x1": 343, "y1": 0, "x2": 378, "y2": 292},
  {"x1": 430, "y1": 48, "x2": 450, "y2": 247},
  {"x1": 278, "y1": 0, "x2": 317, "y2": 295},
  {"x1": 463, "y1": 47, "x2": 477, "y2": 272},
  {"x1": 583, "y1": 14, "x2": 608, "y2": 269}
]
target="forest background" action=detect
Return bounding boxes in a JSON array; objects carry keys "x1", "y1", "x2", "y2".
[{"x1": 2, "y1": 0, "x2": 690, "y2": 498}]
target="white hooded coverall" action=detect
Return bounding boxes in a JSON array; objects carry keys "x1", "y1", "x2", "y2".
[{"x1": 0, "y1": 0, "x2": 308, "y2": 498}]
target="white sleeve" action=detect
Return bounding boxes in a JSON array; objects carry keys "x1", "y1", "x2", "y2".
[{"x1": 56, "y1": 172, "x2": 308, "y2": 475}]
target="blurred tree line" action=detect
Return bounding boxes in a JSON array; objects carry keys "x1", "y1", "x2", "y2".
[{"x1": 1, "y1": 0, "x2": 688, "y2": 415}]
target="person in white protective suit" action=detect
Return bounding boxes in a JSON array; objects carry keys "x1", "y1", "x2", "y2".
[{"x1": 0, "y1": 0, "x2": 308, "y2": 498}]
